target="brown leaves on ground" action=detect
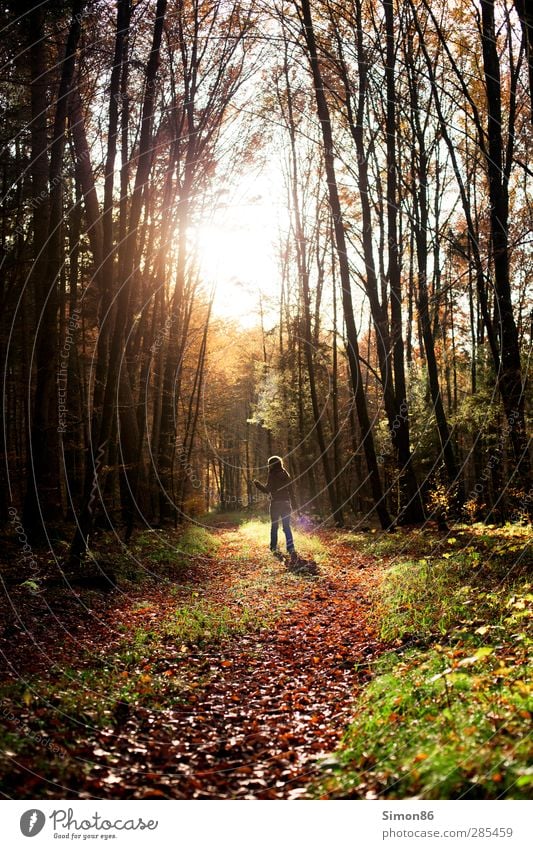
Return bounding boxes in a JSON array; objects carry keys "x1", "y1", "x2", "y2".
[{"x1": 0, "y1": 525, "x2": 384, "y2": 799}]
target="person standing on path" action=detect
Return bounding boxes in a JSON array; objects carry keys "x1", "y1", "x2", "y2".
[{"x1": 253, "y1": 456, "x2": 297, "y2": 561}]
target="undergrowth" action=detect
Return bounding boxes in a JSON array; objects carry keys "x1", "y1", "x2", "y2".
[
  {"x1": 83, "y1": 524, "x2": 221, "y2": 584},
  {"x1": 133, "y1": 524, "x2": 219, "y2": 564},
  {"x1": 316, "y1": 522, "x2": 532, "y2": 800},
  {"x1": 0, "y1": 593, "x2": 267, "y2": 788}
]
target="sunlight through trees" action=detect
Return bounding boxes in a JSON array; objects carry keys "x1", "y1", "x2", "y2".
[{"x1": 0, "y1": 0, "x2": 530, "y2": 548}]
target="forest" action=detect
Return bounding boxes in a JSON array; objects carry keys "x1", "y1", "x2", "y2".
[{"x1": 0, "y1": 0, "x2": 531, "y2": 803}]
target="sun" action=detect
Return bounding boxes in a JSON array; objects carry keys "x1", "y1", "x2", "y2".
[{"x1": 193, "y1": 176, "x2": 287, "y2": 326}]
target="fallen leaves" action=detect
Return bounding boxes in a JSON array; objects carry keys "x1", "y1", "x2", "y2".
[{"x1": 0, "y1": 524, "x2": 384, "y2": 799}]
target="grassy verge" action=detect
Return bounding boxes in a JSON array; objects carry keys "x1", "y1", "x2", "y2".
[
  {"x1": 198, "y1": 508, "x2": 265, "y2": 528},
  {"x1": 123, "y1": 524, "x2": 220, "y2": 577},
  {"x1": 316, "y1": 523, "x2": 532, "y2": 799}
]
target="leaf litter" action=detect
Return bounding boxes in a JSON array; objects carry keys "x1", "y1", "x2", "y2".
[{"x1": 0, "y1": 526, "x2": 385, "y2": 799}]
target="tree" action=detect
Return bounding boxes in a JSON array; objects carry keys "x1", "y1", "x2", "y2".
[
  {"x1": 324, "y1": 0, "x2": 425, "y2": 522},
  {"x1": 24, "y1": 1, "x2": 84, "y2": 538},
  {"x1": 296, "y1": 0, "x2": 393, "y2": 529}
]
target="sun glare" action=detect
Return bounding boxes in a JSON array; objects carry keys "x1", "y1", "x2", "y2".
[{"x1": 194, "y1": 176, "x2": 286, "y2": 326}]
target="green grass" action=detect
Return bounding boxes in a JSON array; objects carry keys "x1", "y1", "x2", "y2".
[
  {"x1": 134, "y1": 524, "x2": 219, "y2": 562},
  {"x1": 314, "y1": 522, "x2": 533, "y2": 800},
  {"x1": 198, "y1": 508, "x2": 264, "y2": 528},
  {"x1": 338, "y1": 527, "x2": 443, "y2": 559},
  {"x1": 318, "y1": 645, "x2": 532, "y2": 799},
  {"x1": 94, "y1": 524, "x2": 222, "y2": 582},
  {"x1": 237, "y1": 518, "x2": 327, "y2": 564},
  {"x1": 339, "y1": 522, "x2": 532, "y2": 569},
  {"x1": 75, "y1": 524, "x2": 222, "y2": 585},
  {"x1": 0, "y1": 592, "x2": 265, "y2": 778},
  {"x1": 374, "y1": 556, "x2": 529, "y2": 642},
  {"x1": 166, "y1": 598, "x2": 266, "y2": 644}
]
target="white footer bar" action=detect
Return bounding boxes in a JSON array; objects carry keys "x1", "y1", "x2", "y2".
[{"x1": 4, "y1": 799, "x2": 531, "y2": 849}]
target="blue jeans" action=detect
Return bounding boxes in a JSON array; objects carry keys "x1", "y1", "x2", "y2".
[{"x1": 270, "y1": 501, "x2": 294, "y2": 552}]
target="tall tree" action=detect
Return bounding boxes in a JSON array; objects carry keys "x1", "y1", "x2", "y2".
[
  {"x1": 480, "y1": 0, "x2": 531, "y2": 495},
  {"x1": 24, "y1": 1, "x2": 84, "y2": 538},
  {"x1": 70, "y1": 0, "x2": 166, "y2": 562},
  {"x1": 326, "y1": 0, "x2": 424, "y2": 521},
  {"x1": 278, "y1": 46, "x2": 344, "y2": 524},
  {"x1": 296, "y1": 0, "x2": 393, "y2": 529}
]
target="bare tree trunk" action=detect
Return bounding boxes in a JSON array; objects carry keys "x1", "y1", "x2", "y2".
[
  {"x1": 514, "y1": 0, "x2": 533, "y2": 123},
  {"x1": 298, "y1": 0, "x2": 392, "y2": 529},
  {"x1": 70, "y1": 0, "x2": 166, "y2": 563},
  {"x1": 405, "y1": 35, "x2": 463, "y2": 502},
  {"x1": 330, "y1": 0, "x2": 422, "y2": 522},
  {"x1": 481, "y1": 0, "x2": 531, "y2": 495},
  {"x1": 69, "y1": 90, "x2": 103, "y2": 277},
  {"x1": 25, "y1": 1, "x2": 83, "y2": 538},
  {"x1": 382, "y1": 0, "x2": 424, "y2": 522},
  {"x1": 177, "y1": 301, "x2": 212, "y2": 517},
  {"x1": 412, "y1": 0, "x2": 530, "y2": 504},
  {"x1": 331, "y1": 240, "x2": 343, "y2": 514},
  {"x1": 282, "y1": 55, "x2": 344, "y2": 524}
]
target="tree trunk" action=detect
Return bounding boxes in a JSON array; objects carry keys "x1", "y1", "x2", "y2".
[
  {"x1": 514, "y1": 0, "x2": 533, "y2": 124},
  {"x1": 382, "y1": 0, "x2": 424, "y2": 522},
  {"x1": 24, "y1": 1, "x2": 83, "y2": 538},
  {"x1": 481, "y1": 0, "x2": 531, "y2": 496},
  {"x1": 70, "y1": 0, "x2": 166, "y2": 563},
  {"x1": 283, "y1": 57, "x2": 344, "y2": 524},
  {"x1": 331, "y1": 0, "x2": 422, "y2": 522},
  {"x1": 298, "y1": 0, "x2": 392, "y2": 529}
]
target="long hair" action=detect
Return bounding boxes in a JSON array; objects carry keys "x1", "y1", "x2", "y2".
[{"x1": 267, "y1": 455, "x2": 288, "y2": 479}]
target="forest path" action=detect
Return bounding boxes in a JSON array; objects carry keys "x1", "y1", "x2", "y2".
[
  {"x1": 0, "y1": 521, "x2": 385, "y2": 799},
  {"x1": 85, "y1": 523, "x2": 385, "y2": 799}
]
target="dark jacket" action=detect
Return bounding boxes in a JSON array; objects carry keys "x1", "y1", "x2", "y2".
[{"x1": 254, "y1": 467, "x2": 295, "y2": 506}]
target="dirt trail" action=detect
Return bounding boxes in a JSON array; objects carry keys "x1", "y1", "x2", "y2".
[
  {"x1": 0, "y1": 525, "x2": 384, "y2": 799},
  {"x1": 83, "y1": 527, "x2": 383, "y2": 799}
]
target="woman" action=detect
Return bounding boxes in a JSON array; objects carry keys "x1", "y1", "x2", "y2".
[{"x1": 253, "y1": 456, "x2": 297, "y2": 560}]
